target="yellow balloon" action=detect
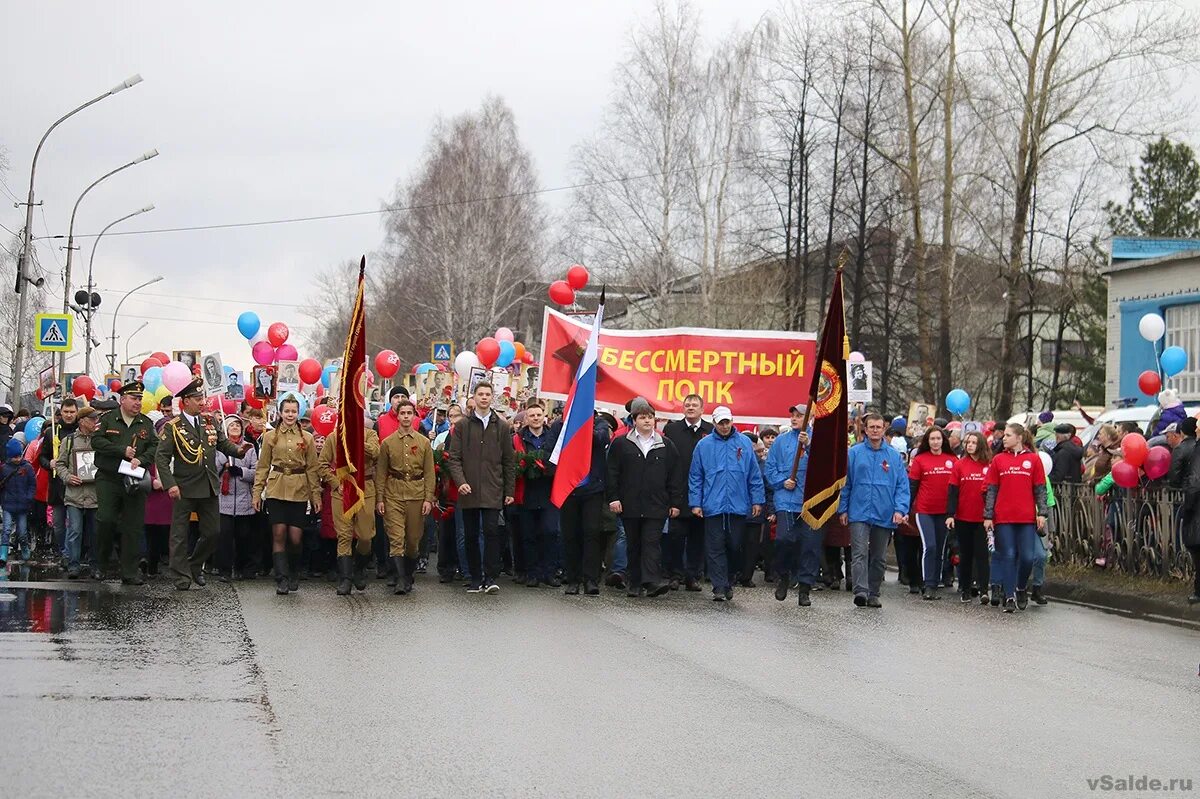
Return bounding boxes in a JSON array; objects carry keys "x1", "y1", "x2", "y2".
[{"x1": 141, "y1": 393, "x2": 157, "y2": 414}]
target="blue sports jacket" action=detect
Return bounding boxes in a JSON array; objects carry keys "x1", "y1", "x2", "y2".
[
  {"x1": 836, "y1": 439, "x2": 910, "y2": 528},
  {"x1": 688, "y1": 429, "x2": 766, "y2": 516},
  {"x1": 764, "y1": 427, "x2": 810, "y2": 512}
]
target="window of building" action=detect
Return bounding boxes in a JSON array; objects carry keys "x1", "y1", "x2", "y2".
[
  {"x1": 1165, "y1": 303, "x2": 1200, "y2": 399},
  {"x1": 977, "y1": 336, "x2": 1031, "y2": 369},
  {"x1": 1039, "y1": 339, "x2": 1089, "y2": 370}
]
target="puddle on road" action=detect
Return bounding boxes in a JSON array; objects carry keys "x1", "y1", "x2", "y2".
[{"x1": 0, "y1": 561, "x2": 174, "y2": 634}]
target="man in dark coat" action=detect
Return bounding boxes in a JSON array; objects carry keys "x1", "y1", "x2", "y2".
[
  {"x1": 39, "y1": 399, "x2": 78, "y2": 566},
  {"x1": 661, "y1": 393, "x2": 712, "y2": 590},
  {"x1": 515, "y1": 399, "x2": 559, "y2": 588},
  {"x1": 446, "y1": 381, "x2": 516, "y2": 594},
  {"x1": 1048, "y1": 423, "x2": 1083, "y2": 484},
  {"x1": 1166, "y1": 418, "x2": 1196, "y2": 490},
  {"x1": 607, "y1": 397, "x2": 682, "y2": 597}
]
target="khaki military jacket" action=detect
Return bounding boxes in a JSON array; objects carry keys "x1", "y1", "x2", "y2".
[
  {"x1": 377, "y1": 427, "x2": 435, "y2": 503},
  {"x1": 252, "y1": 424, "x2": 320, "y2": 504}
]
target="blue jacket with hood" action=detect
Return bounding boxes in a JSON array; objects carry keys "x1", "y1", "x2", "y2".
[
  {"x1": 688, "y1": 429, "x2": 765, "y2": 516},
  {"x1": 836, "y1": 439, "x2": 910, "y2": 528}
]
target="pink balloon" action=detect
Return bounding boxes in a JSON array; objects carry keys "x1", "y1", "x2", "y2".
[
  {"x1": 1143, "y1": 446, "x2": 1172, "y2": 481},
  {"x1": 162, "y1": 361, "x2": 192, "y2": 394},
  {"x1": 1110, "y1": 460, "x2": 1140, "y2": 489},
  {"x1": 252, "y1": 341, "x2": 276, "y2": 366},
  {"x1": 495, "y1": 327, "x2": 514, "y2": 343},
  {"x1": 275, "y1": 343, "x2": 299, "y2": 362}
]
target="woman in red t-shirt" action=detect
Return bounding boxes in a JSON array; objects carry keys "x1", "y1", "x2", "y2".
[
  {"x1": 984, "y1": 423, "x2": 1049, "y2": 613},
  {"x1": 908, "y1": 427, "x2": 957, "y2": 600},
  {"x1": 946, "y1": 431, "x2": 991, "y2": 604}
]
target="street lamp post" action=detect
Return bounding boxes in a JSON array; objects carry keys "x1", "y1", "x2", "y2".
[
  {"x1": 126, "y1": 335, "x2": 149, "y2": 365},
  {"x1": 80, "y1": 205, "x2": 155, "y2": 374},
  {"x1": 8, "y1": 73, "x2": 143, "y2": 404},
  {"x1": 107, "y1": 276, "x2": 163, "y2": 373}
]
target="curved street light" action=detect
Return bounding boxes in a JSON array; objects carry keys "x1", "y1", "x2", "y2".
[
  {"x1": 107, "y1": 276, "x2": 164, "y2": 374},
  {"x1": 8, "y1": 73, "x2": 143, "y2": 402},
  {"x1": 82, "y1": 204, "x2": 155, "y2": 373}
]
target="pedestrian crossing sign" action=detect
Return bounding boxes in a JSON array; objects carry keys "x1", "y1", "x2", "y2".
[
  {"x1": 34, "y1": 314, "x2": 73, "y2": 352},
  {"x1": 431, "y1": 341, "x2": 454, "y2": 362}
]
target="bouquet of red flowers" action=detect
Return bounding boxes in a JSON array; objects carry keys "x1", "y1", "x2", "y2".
[{"x1": 517, "y1": 448, "x2": 549, "y2": 480}]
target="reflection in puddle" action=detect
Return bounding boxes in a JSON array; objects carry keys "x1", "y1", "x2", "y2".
[{"x1": 0, "y1": 587, "x2": 155, "y2": 634}]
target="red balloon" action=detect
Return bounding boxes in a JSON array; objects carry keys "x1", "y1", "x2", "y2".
[
  {"x1": 522, "y1": 350, "x2": 535, "y2": 364},
  {"x1": 243, "y1": 393, "x2": 264, "y2": 410},
  {"x1": 267, "y1": 322, "x2": 290, "y2": 348},
  {"x1": 298, "y1": 358, "x2": 323, "y2": 385},
  {"x1": 220, "y1": 397, "x2": 238, "y2": 415},
  {"x1": 548, "y1": 280, "x2": 575, "y2": 305},
  {"x1": 108, "y1": 378, "x2": 122, "y2": 391},
  {"x1": 205, "y1": 396, "x2": 221, "y2": 413},
  {"x1": 192, "y1": 363, "x2": 202, "y2": 376},
  {"x1": 567, "y1": 264, "x2": 590, "y2": 290},
  {"x1": 375, "y1": 349, "x2": 401, "y2": 379},
  {"x1": 71, "y1": 375, "x2": 96, "y2": 400},
  {"x1": 313, "y1": 406, "x2": 339, "y2": 436},
  {"x1": 140, "y1": 357, "x2": 163, "y2": 375},
  {"x1": 1137, "y1": 370, "x2": 1161, "y2": 396},
  {"x1": 1111, "y1": 460, "x2": 1140, "y2": 488},
  {"x1": 314, "y1": 383, "x2": 326, "y2": 398},
  {"x1": 1120, "y1": 432, "x2": 1148, "y2": 468},
  {"x1": 477, "y1": 337, "x2": 501, "y2": 368},
  {"x1": 1144, "y1": 446, "x2": 1172, "y2": 480},
  {"x1": 151, "y1": 352, "x2": 170, "y2": 367}
]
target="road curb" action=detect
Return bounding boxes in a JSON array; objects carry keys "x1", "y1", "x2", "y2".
[{"x1": 1043, "y1": 579, "x2": 1200, "y2": 628}]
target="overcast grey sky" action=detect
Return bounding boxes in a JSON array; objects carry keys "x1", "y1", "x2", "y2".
[{"x1": 0, "y1": 0, "x2": 774, "y2": 375}]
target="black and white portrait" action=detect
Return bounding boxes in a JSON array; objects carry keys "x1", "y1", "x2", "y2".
[
  {"x1": 225, "y1": 371, "x2": 245, "y2": 401},
  {"x1": 847, "y1": 361, "x2": 873, "y2": 404},
  {"x1": 174, "y1": 350, "x2": 200, "y2": 370},
  {"x1": 276, "y1": 360, "x2": 300, "y2": 395},
  {"x1": 202, "y1": 353, "x2": 225, "y2": 396},
  {"x1": 253, "y1": 365, "x2": 276, "y2": 400}
]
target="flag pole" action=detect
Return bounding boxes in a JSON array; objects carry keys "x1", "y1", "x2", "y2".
[{"x1": 789, "y1": 249, "x2": 850, "y2": 482}]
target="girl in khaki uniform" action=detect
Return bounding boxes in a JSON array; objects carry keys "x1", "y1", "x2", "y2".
[{"x1": 253, "y1": 397, "x2": 321, "y2": 594}]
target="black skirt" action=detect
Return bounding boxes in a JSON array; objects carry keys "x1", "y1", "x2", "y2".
[{"x1": 266, "y1": 498, "x2": 309, "y2": 527}]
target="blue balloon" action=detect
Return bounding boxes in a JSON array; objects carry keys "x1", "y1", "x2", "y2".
[
  {"x1": 417, "y1": 363, "x2": 435, "y2": 374},
  {"x1": 143, "y1": 366, "x2": 163, "y2": 392},
  {"x1": 237, "y1": 311, "x2": 261, "y2": 340},
  {"x1": 321, "y1": 364, "x2": 337, "y2": 388},
  {"x1": 945, "y1": 388, "x2": 971, "y2": 416},
  {"x1": 24, "y1": 417, "x2": 44, "y2": 441},
  {"x1": 278, "y1": 391, "x2": 308, "y2": 419},
  {"x1": 496, "y1": 340, "x2": 516, "y2": 368},
  {"x1": 1161, "y1": 346, "x2": 1188, "y2": 377},
  {"x1": 222, "y1": 364, "x2": 234, "y2": 376}
]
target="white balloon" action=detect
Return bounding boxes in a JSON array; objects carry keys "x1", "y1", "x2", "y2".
[
  {"x1": 1138, "y1": 312, "x2": 1165, "y2": 342},
  {"x1": 1038, "y1": 451, "x2": 1053, "y2": 475},
  {"x1": 454, "y1": 350, "x2": 482, "y2": 379}
]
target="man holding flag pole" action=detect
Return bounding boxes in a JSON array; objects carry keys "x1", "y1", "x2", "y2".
[{"x1": 549, "y1": 288, "x2": 612, "y2": 597}]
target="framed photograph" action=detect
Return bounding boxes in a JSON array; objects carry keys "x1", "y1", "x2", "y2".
[
  {"x1": 120, "y1": 364, "x2": 140, "y2": 385},
  {"x1": 252, "y1": 366, "x2": 276, "y2": 400},
  {"x1": 36, "y1": 363, "x2": 58, "y2": 401},
  {"x1": 201, "y1": 353, "x2": 226, "y2": 396},
  {"x1": 467, "y1": 367, "x2": 488, "y2": 397},
  {"x1": 276, "y1": 360, "x2": 301, "y2": 395},
  {"x1": 907, "y1": 400, "x2": 933, "y2": 439},
  {"x1": 73, "y1": 449, "x2": 98, "y2": 483},
  {"x1": 848, "y1": 361, "x2": 873, "y2": 404},
  {"x1": 173, "y1": 350, "x2": 201, "y2": 370},
  {"x1": 225, "y1": 370, "x2": 246, "y2": 401}
]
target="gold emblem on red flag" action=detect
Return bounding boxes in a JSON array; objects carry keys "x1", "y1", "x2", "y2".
[{"x1": 813, "y1": 360, "x2": 842, "y2": 419}]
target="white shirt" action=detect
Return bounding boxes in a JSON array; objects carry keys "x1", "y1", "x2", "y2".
[
  {"x1": 475, "y1": 410, "x2": 492, "y2": 430},
  {"x1": 632, "y1": 429, "x2": 657, "y2": 456}
]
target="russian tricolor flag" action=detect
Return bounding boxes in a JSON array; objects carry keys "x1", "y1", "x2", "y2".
[{"x1": 549, "y1": 289, "x2": 604, "y2": 508}]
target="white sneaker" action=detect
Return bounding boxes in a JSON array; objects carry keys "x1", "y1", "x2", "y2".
[
  {"x1": 484, "y1": 583, "x2": 500, "y2": 594},
  {"x1": 466, "y1": 585, "x2": 483, "y2": 593}
]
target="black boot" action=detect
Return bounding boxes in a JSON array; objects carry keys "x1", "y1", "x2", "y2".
[
  {"x1": 336, "y1": 556, "x2": 353, "y2": 596},
  {"x1": 386, "y1": 558, "x2": 398, "y2": 587},
  {"x1": 774, "y1": 571, "x2": 789, "y2": 601},
  {"x1": 392, "y1": 557, "x2": 408, "y2": 595},
  {"x1": 287, "y1": 549, "x2": 300, "y2": 592},
  {"x1": 353, "y1": 554, "x2": 369, "y2": 591},
  {"x1": 273, "y1": 552, "x2": 290, "y2": 595},
  {"x1": 403, "y1": 557, "x2": 417, "y2": 593}
]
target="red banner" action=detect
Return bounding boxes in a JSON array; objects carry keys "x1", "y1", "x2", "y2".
[{"x1": 536, "y1": 308, "x2": 817, "y2": 424}]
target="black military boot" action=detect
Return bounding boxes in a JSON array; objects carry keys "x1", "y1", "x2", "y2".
[
  {"x1": 385, "y1": 558, "x2": 399, "y2": 587},
  {"x1": 273, "y1": 553, "x2": 290, "y2": 595},
  {"x1": 336, "y1": 556, "x2": 353, "y2": 596},
  {"x1": 287, "y1": 549, "x2": 301, "y2": 592},
  {"x1": 403, "y1": 557, "x2": 417, "y2": 593},
  {"x1": 353, "y1": 553, "x2": 370, "y2": 591},
  {"x1": 392, "y1": 557, "x2": 408, "y2": 595}
]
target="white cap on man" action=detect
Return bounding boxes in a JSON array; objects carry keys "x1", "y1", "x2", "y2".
[
  {"x1": 788, "y1": 401, "x2": 807, "y2": 415},
  {"x1": 712, "y1": 405, "x2": 733, "y2": 422}
]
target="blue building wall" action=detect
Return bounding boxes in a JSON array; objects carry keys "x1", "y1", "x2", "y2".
[{"x1": 1118, "y1": 292, "x2": 1200, "y2": 404}]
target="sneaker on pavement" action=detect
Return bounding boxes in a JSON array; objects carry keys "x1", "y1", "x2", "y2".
[
  {"x1": 989, "y1": 584, "x2": 1002, "y2": 607},
  {"x1": 854, "y1": 594, "x2": 867, "y2": 607},
  {"x1": 1004, "y1": 596, "x2": 1017, "y2": 613},
  {"x1": 1016, "y1": 589, "x2": 1029, "y2": 610},
  {"x1": 866, "y1": 596, "x2": 882, "y2": 608},
  {"x1": 484, "y1": 582, "x2": 500, "y2": 594},
  {"x1": 466, "y1": 585, "x2": 484, "y2": 594}
]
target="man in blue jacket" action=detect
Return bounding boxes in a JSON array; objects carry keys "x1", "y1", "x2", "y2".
[
  {"x1": 689, "y1": 406, "x2": 765, "y2": 602},
  {"x1": 838, "y1": 412, "x2": 910, "y2": 608},
  {"x1": 764, "y1": 401, "x2": 818, "y2": 606}
]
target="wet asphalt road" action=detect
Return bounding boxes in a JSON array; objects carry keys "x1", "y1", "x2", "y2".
[{"x1": 1, "y1": 572, "x2": 1196, "y2": 799}]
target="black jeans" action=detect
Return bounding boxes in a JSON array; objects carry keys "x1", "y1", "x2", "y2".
[
  {"x1": 145, "y1": 524, "x2": 170, "y2": 575},
  {"x1": 463, "y1": 508, "x2": 502, "y2": 588},
  {"x1": 665, "y1": 515, "x2": 705, "y2": 580},
  {"x1": 896, "y1": 534, "x2": 922, "y2": 587},
  {"x1": 955, "y1": 521, "x2": 990, "y2": 593},
  {"x1": 437, "y1": 516, "x2": 459, "y2": 577},
  {"x1": 624, "y1": 517, "x2": 665, "y2": 588},
  {"x1": 740, "y1": 521, "x2": 764, "y2": 584},
  {"x1": 217, "y1": 514, "x2": 257, "y2": 575},
  {"x1": 823, "y1": 545, "x2": 852, "y2": 584},
  {"x1": 560, "y1": 493, "x2": 604, "y2": 585}
]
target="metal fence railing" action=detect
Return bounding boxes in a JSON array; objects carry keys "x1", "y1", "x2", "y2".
[{"x1": 1049, "y1": 482, "x2": 1194, "y2": 581}]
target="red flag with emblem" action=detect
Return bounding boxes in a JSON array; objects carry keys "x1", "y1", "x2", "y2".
[
  {"x1": 334, "y1": 256, "x2": 367, "y2": 515},
  {"x1": 800, "y1": 266, "x2": 849, "y2": 528}
]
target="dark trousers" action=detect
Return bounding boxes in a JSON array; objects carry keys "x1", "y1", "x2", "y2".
[
  {"x1": 740, "y1": 521, "x2": 763, "y2": 584},
  {"x1": 624, "y1": 517, "x2": 665, "y2": 588},
  {"x1": 823, "y1": 545, "x2": 852, "y2": 584},
  {"x1": 521, "y1": 506, "x2": 559, "y2": 582},
  {"x1": 665, "y1": 514, "x2": 705, "y2": 580},
  {"x1": 168, "y1": 494, "x2": 219, "y2": 583},
  {"x1": 506, "y1": 507, "x2": 524, "y2": 576},
  {"x1": 217, "y1": 514, "x2": 257, "y2": 575},
  {"x1": 560, "y1": 493, "x2": 604, "y2": 585},
  {"x1": 1188, "y1": 545, "x2": 1200, "y2": 596},
  {"x1": 703, "y1": 513, "x2": 744, "y2": 594},
  {"x1": 462, "y1": 508, "x2": 502, "y2": 588},
  {"x1": 955, "y1": 521, "x2": 990, "y2": 592},
  {"x1": 915, "y1": 513, "x2": 950, "y2": 589},
  {"x1": 373, "y1": 511, "x2": 389, "y2": 569},
  {"x1": 895, "y1": 534, "x2": 922, "y2": 587},
  {"x1": 145, "y1": 524, "x2": 170, "y2": 574},
  {"x1": 437, "y1": 516, "x2": 459, "y2": 577},
  {"x1": 95, "y1": 478, "x2": 147, "y2": 580}
]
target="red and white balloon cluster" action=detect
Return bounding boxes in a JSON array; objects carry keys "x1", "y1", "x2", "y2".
[{"x1": 547, "y1": 264, "x2": 590, "y2": 306}]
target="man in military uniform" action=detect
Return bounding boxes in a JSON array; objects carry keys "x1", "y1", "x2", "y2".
[
  {"x1": 319, "y1": 416, "x2": 381, "y2": 595},
  {"x1": 90, "y1": 381, "x2": 159, "y2": 584},
  {"x1": 376, "y1": 398, "x2": 434, "y2": 595},
  {"x1": 156, "y1": 377, "x2": 249, "y2": 590}
]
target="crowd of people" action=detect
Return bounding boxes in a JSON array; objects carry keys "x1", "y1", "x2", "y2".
[{"x1": 2, "y1": 378, "x2": 1199, "y2": 610}]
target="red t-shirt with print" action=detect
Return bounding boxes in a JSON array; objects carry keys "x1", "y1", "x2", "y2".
[
  {"x1": 985, "y1": 449, "x2": 1046, "y2": 524},
  {"x1": 949, "y1": 457, "x2": 988, "y2": 523},
  {"x1": 908, "y1": 451, "x2": 956, "y2": 514}
]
